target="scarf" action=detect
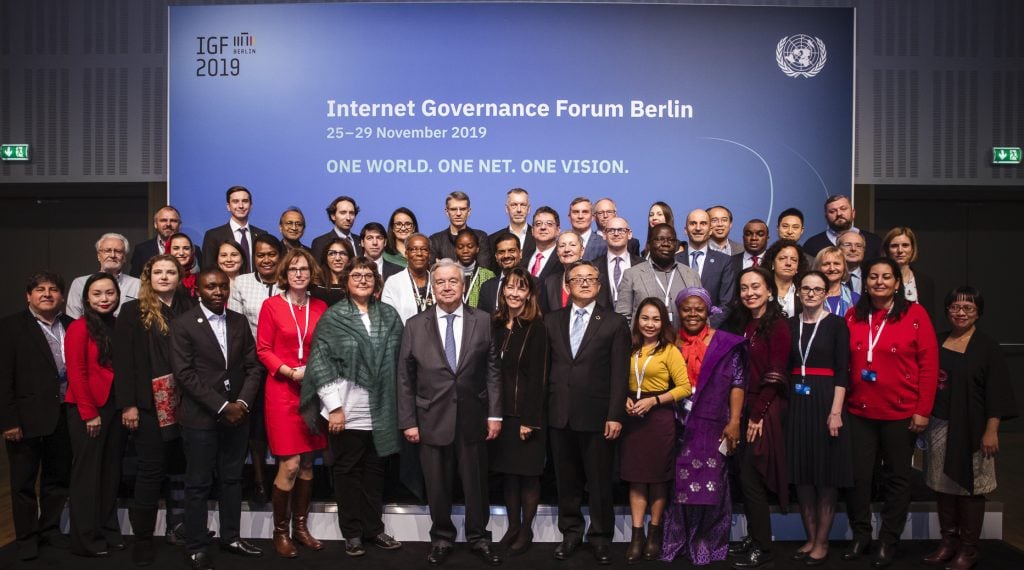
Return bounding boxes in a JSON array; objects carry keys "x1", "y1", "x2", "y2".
[
  {"x1": 300, "y1": 298, "x2": 404, "y2": 456},
  {"x1": 677, "y1": 324, "x2": 711, "y2": 390}
]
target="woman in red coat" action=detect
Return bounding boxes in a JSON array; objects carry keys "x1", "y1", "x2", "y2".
[
  {"x1": 65, "y1": 273, "x2": 127, "y2": 557},
  {"x1": 256, "y1": 248, "x2": 327, "y2": 557},
  {"x1": 842, "y1": 257, "x2": 938, "y2": 567}
]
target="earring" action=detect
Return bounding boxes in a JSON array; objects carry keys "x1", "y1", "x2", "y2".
[{"x1": 768, "y1": 295, "x2": 775, "y2": 301}]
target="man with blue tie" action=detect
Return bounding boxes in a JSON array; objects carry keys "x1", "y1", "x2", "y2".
[
  {"x1": 545, "y1": 260, "x2": 630, "y2": 564},
  {"x1": 678, "y1": 209, "x2": 735, "y2": 326},
  {"x1": 397, "y1": 259, "x2": 503, "y2": 566},
  {"x1": 837, "y1": 230, "x2": 866, "y2": 295}
]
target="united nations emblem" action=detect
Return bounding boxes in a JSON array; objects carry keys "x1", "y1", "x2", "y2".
[{"x1": 776, "y1": 34, "x2": 827, "y2": 78}]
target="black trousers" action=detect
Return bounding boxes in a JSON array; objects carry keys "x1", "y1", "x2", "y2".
[
  {"x1": 130, "y1": 407, "x2": 183, "y2": 537},
  {"x1": 329, "y1": 429, "x2": 386, "y2": 539},
  {"x1": 846, "y1": 414, "x2": 916, "y2": 545},
  {"x1": 67, "y1": 401, "x2": 127, "y2": 554},
  {"x1": 419, "y1": 432, "x2": 491, "y2": 547},
  {"x1": 738, "y1": 435, "x2": 773, "y2": 550},
  {"x1": 181, "y1": 420, "x2": 249, "y2": 553},
  {"x1": 5, "y1": 405, "x2": 72, "y2": 545},
  {"x1": 549, "y1": 427, "x2": 615, "y2": 545}
]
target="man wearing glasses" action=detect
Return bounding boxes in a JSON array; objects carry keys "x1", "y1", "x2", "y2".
[
  {"x1": 520, "y1": 206, "x2": 562, "y2": 281},
  {"x1": 837, "y1": 230, "x2": 867, "y2": 294},
  {"x1": 488, "y1": 188, "x2": 534, "y2": 265},
  {"x1": 65, "y1": 232, "x2": 140, "y2": 318},
  {"x1": 545, "y1": 260, "x2": 630, "y2": 564},
  {"x1": 429, "y1": 191, "x2": 492, "y2": 268},
  {"x1": 593, "y1": 198, "x2": 640, "y2": 256}
]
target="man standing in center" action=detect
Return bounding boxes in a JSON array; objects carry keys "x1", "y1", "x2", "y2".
[
  {"x1": 397, "y1": 258, "x2": 503, "y2": 566},
  {"x1": 546, "y1": 260, "x2": 630, "y2": 565}
]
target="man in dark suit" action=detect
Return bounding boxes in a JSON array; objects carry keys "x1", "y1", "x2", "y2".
[
  {"x1": 678, "y1": 209, "x2": 736, "y2": 326},
  {"x1": 0, "y1": 272, "x2": 74, "y2": 561},
  {"x1": 598, "y1": 217, "x2": 642, "y2": 308},
  {"x1": 802, "y1": 194, "x2": 882, "y2": 258},
  {"x1": 200, "y1": 186, "x2": 268, "y2": 273},
  {"x1": 568, "y1": 197, "x2": 607, "y2": 261},
  {"x1": 478, "y1": 231, "x2": 527, "y2": 315},
  {"x1": 310, "y1": 195, "x2": 363, "y2": 261},
  {"x1": 520, "y1": 206, "x2": 562, "y2": 282},
  {"x1": 360, "y1": 222, "x2": 402, "y2": 282},
  {"x1": 429, "y1": 191, "x2": 491, "y2": 268},
  {"x1": 170, "y1": 269, "x2": 264, "y2": 569},
  {"x1": 731, "y1": 219, "x2": 771, "y2": 275},
  {"x1": 488, "y1": 188, "x2": 535, "y2": 271},
  {"x1": 397, "y1": 259, "x2": 503, "y2": 566},
  {"x1": 131, "y1": 205, "x2": 187, "y2": 277},
  {"x1": 545, "y1": 260, "x2": 630, "y2": 565}
]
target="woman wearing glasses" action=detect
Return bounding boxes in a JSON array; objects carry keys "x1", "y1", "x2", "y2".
[
  {"x1": 256, "y1": 249, "x2": 328, "y2": 557},
  {"x1": 785, "y1": 271, "x2": 852, "y2": 565},
  {"x1": 919, "y1": 287, "x2": 1016, "y2": 569},
  {"x1": 384, "y1": 207, "x2": 419, "y2": 267},
  {"x1": 312, "y1": 237, "x2": 354, "y2": 306},
  {"x1": 843, "y1": 257, "x2": 938, "y2": 567}
]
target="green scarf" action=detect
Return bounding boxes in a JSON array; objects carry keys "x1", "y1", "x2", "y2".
[{"x1": 301, "y1": 298, "x2": 404, "y2": 456}]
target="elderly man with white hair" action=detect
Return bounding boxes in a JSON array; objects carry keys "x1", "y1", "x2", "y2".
[{"x1": 65, "y1": 233, "x2": 141, "y2": 318}]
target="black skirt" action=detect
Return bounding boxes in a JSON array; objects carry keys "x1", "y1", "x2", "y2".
[
  {"x1": 620, "y1": 400, "x2": 675, "y2": 484},
  {"x1": 786, "y1": 374, "x2": 853, "y2": 487},
  {"x1": 489, "y1": 416, "x2": 545, "y2": 476}
]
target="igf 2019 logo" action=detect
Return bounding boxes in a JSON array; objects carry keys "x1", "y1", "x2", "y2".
[{"x1": 195, "y1": 33, "x2": 256, "y2": 77}]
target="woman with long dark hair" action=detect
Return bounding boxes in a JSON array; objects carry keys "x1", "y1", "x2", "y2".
[
  {"x1": 384, "y1": 207, "x2": 418, "y2": 267},
  {"x1": 168, "y1": 233, "x2": 199, "y2": 298},
  {"x1": 842, "y1": 257, "x2": 938, "y2": 567},
  {"x1": 66, "y1": 273, "x2": 127, "y2": 557},
  {"x1": 311, "y1": 237, "x2": 354, "y2": 306},
  {"x1": 721, "y1": 267, "x2": 791, "y2": 569},
  {"x1": 761, "y1": 239, "x2": 808, "y2": 318},
  {"x1": 114, "y1": 255, "x2": 194, "y2": 564}
]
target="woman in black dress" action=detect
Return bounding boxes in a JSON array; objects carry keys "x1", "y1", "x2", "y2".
[
  {"x1": 489, "y1": 267, "x2": 547, "y2": 555},
  {"x1": 785, "y1": 271, "x2": 852, "y2": 565},
  {"x1": 311, "y1": 237, "x2": 354, "y2": 306},
  {"x1": 920, "y1": 287, "x2": 1017, "y2": 569}
]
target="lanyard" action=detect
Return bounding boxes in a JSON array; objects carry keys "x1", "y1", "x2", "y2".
[
  {"x1": 283, "y1": 292, "x2": 311, "y2": 361},
  {"x1": 633, "y1": 345, "x2": 657, "y2": 399},
  {"x1": 462, "y1": 268, "x2": 481, "y2": 303},
  {"x1": 409, "y1": 270, "x2": 433, "y2": 312},
  {"x1": 797, "y1": 311, "x2": 824, "y2": 379},
  {"x1": 866, "y1": 304, "x2": 893, "y2": 364},
  {"x1": 652, "y1": 265, "x2": 677, "y2": 323},
  {"x1": 38, "y1": 319, "x2": 66, "y2": 364}
]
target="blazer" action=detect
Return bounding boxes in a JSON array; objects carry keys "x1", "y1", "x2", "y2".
[
  {"x1": 614, "y1": 261, "x2": 701, "y2": 326},
  {"x1": 519, "y1": 245, "x2": 561, "y2": 282},
  {"x1": 65, "y1": 319, "x2": 115, "y2": 421},
  {"x1": 169, "y1": 305, "x2": 263, "y2": 430},
  {"x1": 581, "y1": 232, "x2": 608, "y2": 261},
  {"x1": 113, "y1": 296, "x2": 194, "y2": 412},
  {"x1": 477, "y1": 272, "x2": 540, "y2": 316},
  {"x1": 0, "y1": 310, "x2": 74, "y2": 438},
  {"x1": 396, "y1": 305, "x2": 502, "y2": 446},
  {"x1": 310, "y1": 229, "x2": 362, "y2": 262},
  {"x1": 380, "y1": 258, "x2": 403, "y2": 282},
  {"x1": 488, "y1": 225, "x2": 535, "y2": 263},
  {"x1": 544, "y1": 304, "x2": 630, "y2": 431},
  {"x1": 803, "y1": 229, "x2": 883, "y2": 259},
  {"x1": 381, "y1": 268, "x2": 428, "y2": 324},
  {"x1": 676, "y1": 246, "x2": 736, "y2": 326},
  {"x1": 200, "y1": 222, "x2": 268, "y2": 273}
]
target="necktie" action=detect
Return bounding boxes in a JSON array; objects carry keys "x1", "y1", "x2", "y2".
[
  {"x1": 751, "y1": 255, "x2": 759, "y2": 267},
  {"x1": 238, "y1": 227, "x2": 250, "y2": 270},
  {"x1": 690, "y1": 250, "x2": 703, "y2": 273},
  {"x1": 613, "y1": 256, "x2": 623, "y2": 288},
  {"x1": 530, "y1": 252, "x2": 543, "y2": 276},
  {"x1": 570, "y1": 308, "x2": 587, "y2": 357},
  {"x1": 443, "y1": 314, "x2": 457, "y2": 370}
]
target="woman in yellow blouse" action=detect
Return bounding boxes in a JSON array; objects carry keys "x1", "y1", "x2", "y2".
[{"x1": 622, "y1": 297, "x2": 693, "y2": 563}]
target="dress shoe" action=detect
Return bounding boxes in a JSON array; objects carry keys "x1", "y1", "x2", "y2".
[
  {"x1": 593, "y1": 543, "x2": 612, "y2": 565},
  {"x1": 498, "y1": 525, "x2": 521, "y2": 550},
  {"x1": 17, "y1": 538, "x2": 39, "y2": 561},
  {"x1": 105, "y1": 531, "x2": 127, "y2": 551},
  {"x1": 871, "y1": 542, "x2": 896, "y2": 568},
  {"x1": 805, "y1": 552, "x2": 828, "y2": 566},
  {"x1": 369, "y1": 532, "x2": 402, "y2": 550},
  {"x1": 221, "y1": 539, "x2": 263, "y2": 557},
  {"x1": 509, "y1": 529, "x2": 533, "y2": 556},
  {"x1": 345, "y1": 537, "x2": 366, "y2": 557},
  {"x1": 791, "y1": 549, "x2": 810, "y2": 561},
  {"x1": 72, "y1": 547, "x2": 110, "y2": 558},
  {"x1": 728, "y1": 535, "x2": 755, "y2": 557},
  {"x1": 41, "y1": 531, "x2": 71, "y2": 549},
  {"x1": 427, "y1": 545, "x2": 453, "y2": 565},
  {"x1": 553, "y1": 537, "x2": 581, "y2": 560},
  {"x1": 187, "y1": 551, "x2": 215, "y2": 570},
  {"x1": 842, "y1": 538, "x2": 872, "y2": 561},
  {"x1": 133, "y1": 537, "x2": 157, "y2": 566},
  {"x1": 471, "y1": 542, "x2": 503, "y2": 566},
  {"x1": 731, "y1": 545, "x2": 773, "y2": 568}
]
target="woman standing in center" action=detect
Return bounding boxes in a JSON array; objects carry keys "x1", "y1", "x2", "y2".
[
  {"x1": 256, "y1": 249, "x2": 327, "y2": 558},
  {"x1": 621, "y1": 298, "x2": 692, "y2": 563}
]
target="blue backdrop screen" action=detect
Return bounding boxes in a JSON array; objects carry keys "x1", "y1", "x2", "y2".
[{"x1": 169, "y1": 3, "x2": 853, "y2": 242}]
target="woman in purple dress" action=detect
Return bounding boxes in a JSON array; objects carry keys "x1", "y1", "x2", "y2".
[{"x1": 662, "y1": 287, "x2": 748, "y2": 565}]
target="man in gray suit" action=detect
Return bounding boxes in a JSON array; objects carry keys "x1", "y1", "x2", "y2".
[
  {"x1": 567, "y1": 197, "x2": 607, "y2": 261},
  {"x1": 397, "y1": 259, "x2": 503, "y2": 566},
  {"x1": 615, "y1": 224, "x2": 701, "y2": 326},
  {"x1": 677, "y1": 209, "x2": 735, "y2": 326}
]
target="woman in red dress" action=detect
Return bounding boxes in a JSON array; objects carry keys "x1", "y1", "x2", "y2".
[{"x1": 256, "y1": 248, "x2": 327, "y2": 558}]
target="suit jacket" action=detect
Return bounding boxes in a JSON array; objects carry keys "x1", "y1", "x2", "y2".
[
  {"x1": 476, "y1": 272, "x2": 540, "y2": 316},
  {"x1": 581, "y1": 232, "x2": 608, "y2": 261},
  {"x1": 614, "y1": 261, "x2": 702, "y2": 326},
  {"x1": 0, "y1": 310, "x2": 74, "y2": 438},
  {"x1": 396, "y1": 305, "x2": 502, "y2": 446},
  {"x1": 130, "y1": 237, "x2": 202, "y2": 278},
  {"x1": 519, "y1": 246, "x2": 561, "y2": 282},
  {"x1": 803, "y1": 229, "x2": 882, "y2": 258},
  {"x1": 544, "y1": 304, "x2": 630, "y2": 431},
  {"x1": 598, "y1": 252, "x2": 643, "y2": 307},
  {"x1": 488, "y1": 226, "x2": 535, "y2": 264},
  {"x1": 709, "y1": 238, "x2": 744, "y2": 257},
  {"x1": 169, "y1": 305, "x2": 262, "y2": 430},
  {"x1": 310, "y1": 229, "x2": 362, "y2": 262},
  {"x1": 200, "y1": 223, "x2": 268, "y2": 273},
  {"x1": 429, "y1": 227, "x2": 492, "y2": 268},
  {"x1": 676, "y1": 246, "x2": 736, "y2": 326},
  {"x1": 380, "y1": 258, "x2": 403, "y2": 282}
]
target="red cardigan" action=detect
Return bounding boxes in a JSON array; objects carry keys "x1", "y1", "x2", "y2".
[
  {"x1": 65, "y1": 318, "x2": 115, "y2": 421},
  {"x1": 845, "y1": 302, "x2": 938, "y2": 420}
]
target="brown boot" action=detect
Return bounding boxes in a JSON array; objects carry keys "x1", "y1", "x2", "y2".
[
  {"x1": 922, "y1": 493, "x2": 959, "y2": 565},
  {"x1": 947, "y1": 496, "x2": 985, "y2": 570},
  {"x1": 272, "y1": 485, "x2": 297, "y2": 558},
  {"x1": 291, "y1": 478, "x2": 323, "y2": 550},
  {"x1": 625, "y1": 526, "x2": 645, "y2": 564},
  {"x1": 643, "y1": 523, "x2": 663, "y2": 560}
]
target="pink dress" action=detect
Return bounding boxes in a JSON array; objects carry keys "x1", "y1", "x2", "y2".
[{"x1": 257, "y1": 294, "x2": 327, "y2": 455}]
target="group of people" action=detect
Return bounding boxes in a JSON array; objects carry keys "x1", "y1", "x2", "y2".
[{"x1": 0, "y1": 186, "x2": 1014, "y2": 570}]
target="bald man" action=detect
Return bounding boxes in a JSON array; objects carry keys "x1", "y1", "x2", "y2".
[{"x1": 677, "y1": 209, "x2": 735, "y2": 326}]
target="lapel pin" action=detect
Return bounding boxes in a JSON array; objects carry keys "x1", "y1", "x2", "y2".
[
  {"x1": 197, "y1": 318, "x2": 204, "y2": 323},
  {"x1": 595, "y1": 315, "x2": 602, "y2": 320}
]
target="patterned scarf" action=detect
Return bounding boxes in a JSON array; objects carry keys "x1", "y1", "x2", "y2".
[{"x1": 677, "y1": 324, "x2": 711, "y2": 389}]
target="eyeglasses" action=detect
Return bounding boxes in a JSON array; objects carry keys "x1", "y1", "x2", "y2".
[
  {"x1": 349, "y1": 273, "x2": 375, "y2": 282},
  {"x1": 533, "y1": 220, "x2": 557, "y2": 228},
  {"x1": 99, "y1": 248, "x2": 125, "y2": 256},
  {"x1": 393, "y1": 221, "x2": 415, "y2": 230},
  {"x1": 799, "y1": 286, "x2": 826, "y2": 295},
  {"x1": 326, "y1": 250, "x2": 349, "y2": 258},
  {"x1": 287, "y1": 267, "x2": 311, "y2": 274},
  {"x1": 282, "y1": 221, "x2": 305, "y2": 228},
  {"x1": 594, "y1": 209, "x2": 617, "y2": 217},
  {"x1": 569, "y1": 277, "x2": 598, "y2": 286},
  {"x1": 605, "y1": 228, "x2": 630, "y2": 235},
  {"x1": 947, "y1": 304, "x2": 977, "y2": 315}
]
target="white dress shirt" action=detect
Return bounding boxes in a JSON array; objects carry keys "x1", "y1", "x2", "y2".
[
  {"x1": 65, "y1": 272, "x2": 141, "y2": 319},
  {"x1": 529, "y1": 245, "x2": 556, "y2": 276},
  {"x1": 687, "y1": 244, "x2": 708, "y2": 276},
  {"x1": 199, "y1": 303, "x2": 246, "y2": 413},
  {"x1": 435, "y1": 304, "x2": 465, "y2": 366}
]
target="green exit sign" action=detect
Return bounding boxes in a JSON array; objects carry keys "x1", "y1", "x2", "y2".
[
  {"x1": 993, "y1": 146, "x2": 1021, "y2": 165},
  {"x1": 1, "y1": 143, "x2": 30, "y2": 161}
]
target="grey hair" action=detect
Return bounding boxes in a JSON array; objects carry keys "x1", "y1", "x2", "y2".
[
  {"x1": 430, "y1": 257, "x2": 461, "y2": 273},
  {"x1": 95, "y1": 232, "x2": 130, "y2": 254}
]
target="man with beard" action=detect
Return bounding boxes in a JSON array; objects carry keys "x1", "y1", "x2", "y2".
[
  {"x1": 130, "y1": 206, "x2": 201, "y2": 277},
  {"x1": 478, "y1": 232, "x2": 530, "y2": 314},
  {"x1": 66, "y1": 233, "x2": 140, "y2": 318},
  {"x1": 311, "y1": 195, "x2": 362, "y2": 260},
  {"x1": 429, "y1": 191, "x2": 492, "y2": 268},
  {"x1": 802, "y1": 194, "x2": 882, "y2": 257}
]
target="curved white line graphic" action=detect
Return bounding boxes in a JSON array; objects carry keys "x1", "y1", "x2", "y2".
[
  {"x1": 701, "y1": 137, "x2": 774, "y2": 222},
  {"x1": 782, "y1": 144, "x2": 830, "y2": 198}
]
